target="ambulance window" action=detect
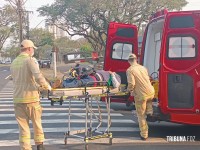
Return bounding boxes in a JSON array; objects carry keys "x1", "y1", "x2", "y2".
[
  {"x1": 170, "y1": 16, "x2": 194, "y2": 28},
  {"x1": 112, "y1": 43, "x2": 133, "y2": 60},
  {"x1": 168, "y1": 36, "x2": 196, "y2": 58},
  {"x1": 116, "y1": 28, "x2": 134, "y2": 38}
]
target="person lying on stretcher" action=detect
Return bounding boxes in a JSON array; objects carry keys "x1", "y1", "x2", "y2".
[{"x1": 52, "y1": 67, "x2": 121, "y2": 89}]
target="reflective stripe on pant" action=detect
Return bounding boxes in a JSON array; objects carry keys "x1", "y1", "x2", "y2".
[
  {"x1": 135, "y1": 95, "x2": 154, "y2": 138},
  {"x1": 14, "y1": 101, "x2": 45, "y2": 150}
]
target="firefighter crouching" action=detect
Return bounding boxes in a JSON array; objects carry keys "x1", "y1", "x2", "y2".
[
  {"x1": 126, "y1": 54, "x2": 155, "y2": 141},
  {"x1": 10, "y1": 40, "x2": 52, "y2": 150}
]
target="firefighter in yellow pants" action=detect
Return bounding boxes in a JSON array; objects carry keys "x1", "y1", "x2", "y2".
[
  {"x1": 10, "y1": 40, "x2": 52, "y2": 150},
  {"x1": 126, "y1": 54, "x2": 155, "y2": 140}
]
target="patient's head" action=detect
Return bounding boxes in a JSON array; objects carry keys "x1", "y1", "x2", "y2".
[{"x1": 81, "y1": 67, "x2": 94, "y2": 76}]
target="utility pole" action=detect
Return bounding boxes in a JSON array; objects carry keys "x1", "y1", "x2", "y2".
[
  {"x1": 52, "y1": 21, "x2": 57, "y2": 78},
  {"x1": 25, "y1": 11, "x2": 33, "y2": 39},
  {"x1": 17, "y1": 0, "x2": 23, "y2": 43}
]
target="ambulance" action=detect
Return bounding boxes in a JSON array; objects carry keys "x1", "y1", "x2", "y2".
[{"x1": 104, "y1": 9, "x2": 200, "y2": 125}]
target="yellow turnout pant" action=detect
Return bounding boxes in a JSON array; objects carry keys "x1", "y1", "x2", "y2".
[
  {"x1": 135, "y1": 95, "x2": 154, "y2": 138},
  {"x1": 14, "y1": 101, "x2": 45, "y2": 150}
]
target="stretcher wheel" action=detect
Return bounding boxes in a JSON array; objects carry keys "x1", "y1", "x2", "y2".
[
  {"x1": 85, "y1": 144, "x2": 88, "y2": 150},
  {"x1": 64, "y1": 137, "x2": 67, "y2": 145},
  {"x1": 109, "y1": 137, "x2": 112, "y2": 145},
  {"x1": 87, "y1": 128, "x2": 92, "y2": 137},
  {"x1": 60, "y1": 100, "x2": 63, "y2": 105},
  {"x1": 51, "y1": 100, "x2": 54, "y2": 106}
]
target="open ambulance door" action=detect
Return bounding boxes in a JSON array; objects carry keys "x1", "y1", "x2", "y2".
[
  {"x1": 160, "y1": 11, "x2": 200, "y2": 124},
  {"x1": 103, "y1": 22, "x2": 138, "y2": 104}
]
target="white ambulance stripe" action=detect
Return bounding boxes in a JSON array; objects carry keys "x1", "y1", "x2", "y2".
[
  {"x1": 0, "y1": 127, "x2": 138, "y2": 134},
  {"x1": 0, "y1": 112, "x2": 122, "y2": 117},
  {"x1": 0, "y1": 119, "x2": 134, "y2": 125}
]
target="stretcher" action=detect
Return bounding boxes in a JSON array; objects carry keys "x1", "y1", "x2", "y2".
[{"x1": 48, "y1": 81, "x2": 128, "y2": 150}]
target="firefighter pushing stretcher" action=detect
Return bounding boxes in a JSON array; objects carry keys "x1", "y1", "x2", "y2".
[{"x1": 10, "y1": 39, "x2": 51, "y2": 150}]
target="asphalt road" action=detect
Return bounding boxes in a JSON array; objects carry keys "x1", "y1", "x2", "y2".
[
  {"x1": 0, "y1": 63, "x2": 200, "y2": 150},
  {"x1": 0, "y1": 65, "x2": 11, "y2": 91}
]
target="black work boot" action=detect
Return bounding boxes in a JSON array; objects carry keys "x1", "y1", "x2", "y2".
[
  {"x1": 140, "y1": 136, "x2": 148, "y2": 141},
  {"x1": 37, "y1": 144, "x2": 45, "y2": 150},
  {"x1": 146, "y1": 114, "x2": 157, "y2": 122}
]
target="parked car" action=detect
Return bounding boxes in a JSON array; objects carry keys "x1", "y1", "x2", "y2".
[
  {"x1": 0, "y1": 60, "x2": 5, "y2": 64},
  {"x1": 5, "y1": 60, "x2": 11, "y2": 64},
  {"x1": 39, "y1": 59, "x2": 51, "y2": 68}
]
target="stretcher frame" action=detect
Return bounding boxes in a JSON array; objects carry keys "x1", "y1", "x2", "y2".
[{"x1": 48, "y1": 81, "x2": 128, "y2": 150}]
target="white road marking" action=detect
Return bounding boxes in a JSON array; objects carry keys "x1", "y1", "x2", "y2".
[
  {"x1": 0, "y1": 103, "x2": 107, "y2": 107},
  {"x1": 0, "y1": 136, "x2": 167, "y2": 147},
  {"x1": 0, "y1": 81, "x2": 142, "y2": 146},
  {"x1": 0, "y1": 119, "x2": 135, "y2": 125},
  {"x1": 0, "y1": 127, "x2": 138, "y2": 134},
  {"x1": 0, "y1": 112, "x2": 123, "y2": 118}
]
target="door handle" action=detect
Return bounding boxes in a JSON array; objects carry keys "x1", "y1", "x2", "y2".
[{"x1": 174, "y1": 75, "x2": 182, "y2": 83}]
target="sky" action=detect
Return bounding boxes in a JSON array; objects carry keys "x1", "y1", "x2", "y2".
[{"x1": 1, "y1": 0, "x2": 200, "y2": 29}]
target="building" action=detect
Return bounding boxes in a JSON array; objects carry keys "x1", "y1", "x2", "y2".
[{"x1": 45, "y1": 21, "x2": 67, "y2": 39}]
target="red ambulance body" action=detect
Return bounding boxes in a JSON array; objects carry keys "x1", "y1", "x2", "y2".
[{"x1": 104, "y1": 9, "x2": 200, "y2": 125}]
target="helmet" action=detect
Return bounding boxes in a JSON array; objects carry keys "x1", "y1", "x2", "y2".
[
  {"x1": 69, "y1": 68, "x2": 78, "y2": 77},
  {"x1": 128, "y1": 53, "x2": 137, "y2": 59},
  {"x1": 81, "y1": 67, "x2": 94, "y2": 75}
]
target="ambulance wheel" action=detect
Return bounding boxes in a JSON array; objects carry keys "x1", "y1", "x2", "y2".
[{"x1": 51, "y1": 100, "x2": 54, "y2": 106}]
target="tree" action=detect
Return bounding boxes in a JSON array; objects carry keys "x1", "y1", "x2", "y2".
[
  {"x1": 38, "y1": 0, "x2": 187, "y2": 52},
  {"x1": 0, "y1": 5, "x2": 18, "y2": 51},
  {"x1": 28, "y1": 28, "x2": 54, "y2": 59}
]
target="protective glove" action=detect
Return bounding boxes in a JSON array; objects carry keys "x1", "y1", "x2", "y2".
[{"x1": 47, "y1": 84, "x2": 52, "y2": 91}]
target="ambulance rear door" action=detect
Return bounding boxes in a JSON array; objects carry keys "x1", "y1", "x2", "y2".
[
  {"x1": 160, "y1": 11, "x2": 200, "y2": 115},
  {"x1": 104, "y1": 22, "x2": 138, "y2": 85}
]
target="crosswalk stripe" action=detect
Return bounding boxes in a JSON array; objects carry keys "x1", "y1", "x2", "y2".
[
  {"x1": 0, "y1": 119, "x2": 135, "y2": 125},
  {"x1": 0, "y1": 103, "x2": 107, "y2": 107},
  {"x1": 0, "y1": 105, "x2": 108, "y2": 112},
  {"x1": 0, "y1": 81, "x2": 140, "y2": 146},
  {"x1": 0, "y1": 112, "x2": 123, "y2": 117},
  {"x1": 0, "y1": 93, "x2": 13, "y2": 95},
  {"x1": 0, "y1": 108, "x2": 110, "y2": 112},
  {"x1": 0, "y1": 97, "x2": 13, "y2": 101},
  {"x1": 0, "y1": 100, "x2": 102, "y2": 103},
  {"x1": 0, "y1": 88, "x2": 13, "y2": 91},
  {"x1": 0, "y1": 136, "x2": 167, "y2": 147},
  {"x1": 0, "y1": 127, "x2": 138, "y2": 134}
]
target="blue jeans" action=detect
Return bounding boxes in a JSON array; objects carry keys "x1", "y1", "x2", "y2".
[{"x1": 62, "y1": 76, "x2": 94, "y2": 88}]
